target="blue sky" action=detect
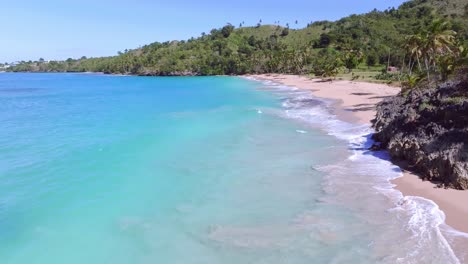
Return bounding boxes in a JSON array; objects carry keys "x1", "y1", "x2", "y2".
[{"x1": 1, "y1": 0, "x2": 407, "y2": 62}]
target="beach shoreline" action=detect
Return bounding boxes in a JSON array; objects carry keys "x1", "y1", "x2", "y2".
[{"x1": 245, "y1": 73, "x2": 468, "y2": 235}]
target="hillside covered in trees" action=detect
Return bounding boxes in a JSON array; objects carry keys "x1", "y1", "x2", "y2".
[{"x1": 7, "y1": 0, "x2": 468, "y2": 81}]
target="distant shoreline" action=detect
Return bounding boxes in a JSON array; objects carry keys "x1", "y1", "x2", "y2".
[
  {"x1": 5, "y1": 71, "x2": 466, "y2": 233},
  {"x1": 2, "y1": 71, "x2": 467, "y2": 259},
  {"x1": 2, "y1": 71, "x2": 231, "y2": 77}
]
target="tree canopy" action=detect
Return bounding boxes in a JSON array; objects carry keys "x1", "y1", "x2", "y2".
[{"x1": 8, "y1": 0, "x2": 467, "y2": 81}]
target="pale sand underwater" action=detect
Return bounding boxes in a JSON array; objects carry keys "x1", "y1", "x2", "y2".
[
  {"x1": 2, "y1": 73, "x2": 467, "y2": 263},
  {"x1": 246, "y1": 73, "x2": 468, "y2": 262}
]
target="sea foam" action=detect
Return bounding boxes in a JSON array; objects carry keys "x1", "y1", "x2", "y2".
[{"x1": 252, "y1": 78, "x2": 462, "y2": 264}]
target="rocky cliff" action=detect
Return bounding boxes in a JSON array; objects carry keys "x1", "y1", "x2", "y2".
[{"x1": 372, "y1": 70, "x2": 468, "y2": 189}]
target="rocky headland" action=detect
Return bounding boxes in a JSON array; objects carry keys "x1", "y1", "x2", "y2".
[{"x1": 372, "y1": 70, "x2": 468, "y2": 190}]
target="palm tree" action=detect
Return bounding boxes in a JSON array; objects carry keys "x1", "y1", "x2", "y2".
[
  {"x1": 404, "y1": 34, "x2": 424, "y2": 74},
  {"x1": 405, "y1": 20, "x2": 457, "y2": 82},
  {"x1": 425, "y1": 20, "x2": 456, "y2": 63},
  {"x1": 421, "y1": 20, "x2": 456, "y2": 80}
]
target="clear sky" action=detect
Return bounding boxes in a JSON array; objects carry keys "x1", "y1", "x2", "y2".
[{"x1": 1, "y1": 0, "x2": 408, "y2": 62}]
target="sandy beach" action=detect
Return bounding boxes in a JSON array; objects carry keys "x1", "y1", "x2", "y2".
[{"x1": 248, "y1": 74, "x2": 468, "y2": 234}]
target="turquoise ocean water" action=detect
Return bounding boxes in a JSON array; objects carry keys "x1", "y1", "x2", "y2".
[{"x1": 0, "y1": 73, "x2": 466, "y2": 263}]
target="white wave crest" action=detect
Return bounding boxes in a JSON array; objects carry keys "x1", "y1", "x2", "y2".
[{"x1": 251, "y1": 78, "x2": 462, "y2": 264}]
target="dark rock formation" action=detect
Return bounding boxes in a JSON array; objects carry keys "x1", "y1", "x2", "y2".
[
  {"x1": 137, "y1": 70, "x2": 200, "y2": 77},
  {"x1": 372, "y1": 71, "x2": 468, "y2": 189}
]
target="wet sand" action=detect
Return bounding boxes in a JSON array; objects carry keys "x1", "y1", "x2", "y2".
[{"x1": 246, "y1": 74, "x2": 468, "y2": 235}]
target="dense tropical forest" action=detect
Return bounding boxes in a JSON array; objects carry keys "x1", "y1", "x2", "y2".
[{"x1": 6, "y1": 0, "x2": 468, "y2": 85}]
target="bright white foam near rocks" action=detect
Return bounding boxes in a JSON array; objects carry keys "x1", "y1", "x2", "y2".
[{"x1": 252, "y1": 78, "x2": 462, "y2": 264}]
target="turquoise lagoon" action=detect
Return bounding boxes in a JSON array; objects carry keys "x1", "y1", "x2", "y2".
[{"x1": 0, "y1": 73, "x2": 463, "y2": 263}]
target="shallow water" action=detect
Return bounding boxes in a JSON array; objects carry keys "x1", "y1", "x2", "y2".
[{"x1": 0, "y1": 73, "x2": 465, "y2": 263}]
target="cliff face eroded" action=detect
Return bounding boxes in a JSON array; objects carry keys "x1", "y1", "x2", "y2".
[{"x1": 372, "y1": 73, "x2": 468, "y2": 189}]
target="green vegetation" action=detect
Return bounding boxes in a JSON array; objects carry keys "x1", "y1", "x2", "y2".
[
  {"x1": 419, "y1": 101, "x2": 435, "y2": 111},
  {"x1": 443, "y1": 95, "x2": 467, "y2": 104},
  {"x1": 403, "y1": 19, "x2": 465, "y2": 82},
  {"x1": 7, "y1": 0, "x2": 467, "y2": 83}
]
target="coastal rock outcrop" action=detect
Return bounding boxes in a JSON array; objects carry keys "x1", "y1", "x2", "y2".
[
  {"x1": 137, "y1": 70, "x2": 200, "y2": 76},
  {"x1": 372, "y1": 71, "x2": 468, "y2": 189}
]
